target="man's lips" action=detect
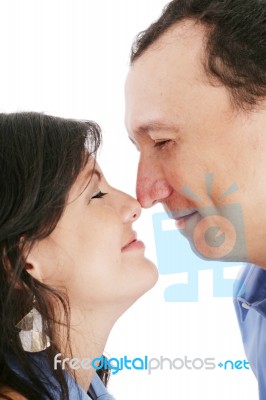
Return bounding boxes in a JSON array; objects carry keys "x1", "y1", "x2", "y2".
[
  {"x1": 167, "y1": 208, "x2": 198, "y2": 219},
  {"x1": 173, "y1": 210, "x2": 198, "y2": 229}
]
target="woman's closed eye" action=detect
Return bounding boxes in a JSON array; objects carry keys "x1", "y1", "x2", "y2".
[
  {"x1": 87, "y1": 190, "x2": 107, "y2": 204},
  {"x1": 91, "y1": 191, "x2": 108, "y2": 199}
]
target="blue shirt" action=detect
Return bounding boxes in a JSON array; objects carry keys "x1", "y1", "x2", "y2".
[
  {"x1": 234, "y1": 263, "x2": 266, "y2": 399},
  {"x1": 7, "y1": 351, "x2": 115, "y2": 400}
]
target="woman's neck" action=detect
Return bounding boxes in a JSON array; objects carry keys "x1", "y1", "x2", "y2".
[{"x1": 58, "y1": 307, "x2": 118, "y2": 392}]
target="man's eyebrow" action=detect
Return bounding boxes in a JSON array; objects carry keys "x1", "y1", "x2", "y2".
[{"x1": 133, "y1": 121, "x2": 180, "y2": 135}]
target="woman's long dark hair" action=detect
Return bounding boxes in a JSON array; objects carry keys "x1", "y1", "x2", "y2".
[{"x1": 0, "y1": 112, "x2": 108, "y2": 399}]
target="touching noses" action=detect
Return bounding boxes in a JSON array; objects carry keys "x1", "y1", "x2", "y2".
[{"x1": 136, "y1": 159, "x2": 172, "y2": 208}]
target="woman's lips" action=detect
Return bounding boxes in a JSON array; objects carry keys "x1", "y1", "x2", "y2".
[{"x1": 121, "y1": 239, "x2": 145, "y2": 252}]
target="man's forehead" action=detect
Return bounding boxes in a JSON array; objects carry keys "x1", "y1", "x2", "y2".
[
  {"x1": 125, "y1": 20, "x2": 210, "y2": 135},
  {"x1": 131, "y1": 19, "x2": 207, "y2": 66},
  {"x1": 150, "y1": 19, "x2": 207, "y2": 50},
  {"x1": 125, "y1": 19, "x2": 207, "y2": 97}
]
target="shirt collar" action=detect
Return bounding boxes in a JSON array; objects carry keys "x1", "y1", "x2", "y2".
[
  {"x1": 88, "y1": 373, "x2": 115, "y2": 400},
  {"x1": 235, "y1": 263, "x2": 266, "y2": 321}
]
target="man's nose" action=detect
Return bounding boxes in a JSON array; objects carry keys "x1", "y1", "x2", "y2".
[{"x1": 136, "y1": 158, "x2": 173, "y2": 208}]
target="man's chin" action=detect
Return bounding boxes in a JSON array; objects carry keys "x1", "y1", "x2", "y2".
[{"x1": 176, "y1": 210, "x2": 248, "y2": 262}]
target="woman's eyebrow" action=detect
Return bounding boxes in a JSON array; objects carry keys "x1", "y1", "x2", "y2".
[
  {"x1": 92, "y1": 169, "x2": 102, "y2": 181},
  {"x1": 78, "y1": 168, "x2": 102, "y2": 194}
]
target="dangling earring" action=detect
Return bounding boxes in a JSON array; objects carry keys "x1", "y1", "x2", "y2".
[{"x1": 16, "y1": 296, "x2": 51, "y2": 352}]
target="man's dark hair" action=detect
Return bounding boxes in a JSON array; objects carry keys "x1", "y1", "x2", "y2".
[{"x1": 130, "y1": 0, "x2": 266, "y2": 110}]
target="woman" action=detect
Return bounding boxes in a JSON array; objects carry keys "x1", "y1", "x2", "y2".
[{"x1": 0, "y1": 112, "x2": 158, "y2": 399}]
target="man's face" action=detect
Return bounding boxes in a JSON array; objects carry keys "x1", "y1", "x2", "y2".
[{"x1": 125, "y1": 20, "x2": 266, "y2": 267}]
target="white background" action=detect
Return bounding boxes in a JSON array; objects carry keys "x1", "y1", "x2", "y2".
[{"x1": 0, "y1": 1, "x2": 257, "y2": 399}]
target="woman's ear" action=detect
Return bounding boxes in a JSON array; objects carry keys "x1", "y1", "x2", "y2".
[
  {"x1": 3, "y1": 244, "x2": 43, "y2": 287},
  {"x1": 24, "y1": 245, "x2": 44, "y2": 282}
]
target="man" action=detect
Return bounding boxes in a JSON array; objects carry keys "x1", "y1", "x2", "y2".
[{"x1": 125, "y1": 0, "x2": 266, "y2": 398}]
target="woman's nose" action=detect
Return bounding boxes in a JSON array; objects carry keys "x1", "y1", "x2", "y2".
[{"x1": 116, "y1": 190, "x2": 142, "y2": 223}]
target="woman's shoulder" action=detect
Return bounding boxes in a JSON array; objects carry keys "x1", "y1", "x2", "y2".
[{"x1": 0, "y1": 387, "x2": 29, "y2": 400}]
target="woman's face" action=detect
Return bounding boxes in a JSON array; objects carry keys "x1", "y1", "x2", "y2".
[{"x1": 27, "y1": 160, "x2": 158, "y2": 313}]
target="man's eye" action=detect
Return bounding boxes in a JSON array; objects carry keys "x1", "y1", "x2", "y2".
[
  {"x1": 91, "y1": 191, "x2": 108, "y2": 199},
  {"x1": 153, "y1": 140, "x2": 171, "y2": 148}
]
